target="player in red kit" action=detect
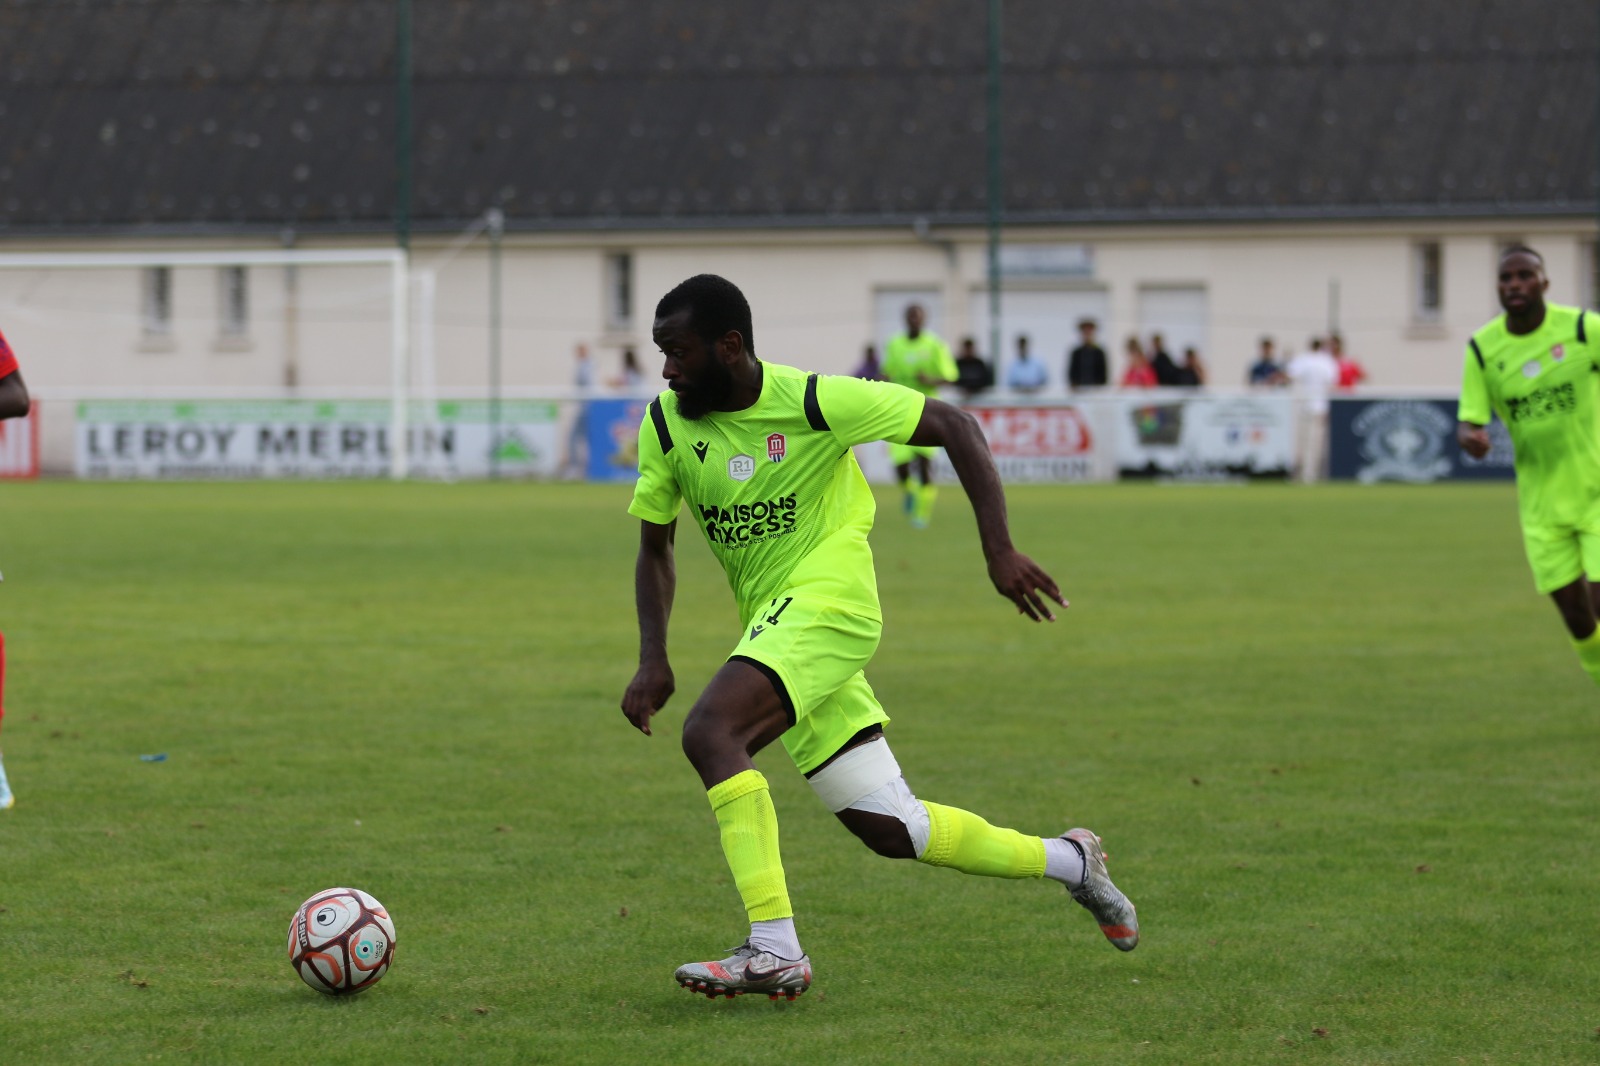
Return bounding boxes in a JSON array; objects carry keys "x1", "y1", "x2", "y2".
[{"x1": 0, "y1": 327, "x2": 32, "y2": 809}]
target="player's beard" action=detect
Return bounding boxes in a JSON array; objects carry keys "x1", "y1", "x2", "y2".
[{"x1": 674, "y1": 359, "x2": 736, "y2": 420}]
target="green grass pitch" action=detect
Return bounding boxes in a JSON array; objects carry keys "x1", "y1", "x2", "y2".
[{"x1": 0, "y1": 480, "x2": 1595, "y2": 1064}]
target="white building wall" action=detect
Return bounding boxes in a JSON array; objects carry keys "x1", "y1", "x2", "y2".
[{"x1": 2, "y1": 217, "x2": 1590, "y2": 406}]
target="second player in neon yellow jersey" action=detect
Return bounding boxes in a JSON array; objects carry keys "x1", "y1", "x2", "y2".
[
  {"x1": 623, "y1": 274, "x2": 1138, "y2": 1002},
  {"x1": 881, "y1": 303, "x2": 956, "y2": 527},
  {"x1": 1458, "y1": 244, "x2": 1600, "y2": 686}
]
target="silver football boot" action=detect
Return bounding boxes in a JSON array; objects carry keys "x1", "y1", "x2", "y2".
[
  {"x1": 1063, "y1": 828, "x2": 1139, "y2": 951},
  {"x1": 674, "y1": 941, "x2": 813, "y2": 1001}
]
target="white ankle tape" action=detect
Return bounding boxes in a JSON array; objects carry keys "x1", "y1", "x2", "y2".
[{"x1": 808, "y1": 739, "x2": 932, "y2": 858}]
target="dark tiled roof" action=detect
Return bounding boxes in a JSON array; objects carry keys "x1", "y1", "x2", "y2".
[{"x1": 2, "y1": 0, "x2": 1595, "y2": 234}]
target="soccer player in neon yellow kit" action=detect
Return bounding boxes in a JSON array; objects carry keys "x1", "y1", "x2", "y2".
[
  {"x1": 881, "y1": 303, "x2": 956, "y2": 528},
  {"x1": 1458, "y1": 246, "x2": 1600, "y2": 686},
  {"x1": 623, "y1": 275, "x2": 1137, "y2": 1001}
]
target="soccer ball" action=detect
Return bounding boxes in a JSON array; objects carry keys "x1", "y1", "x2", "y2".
[{"x1": 286, "y1": 887, "x2": 396, "y2": 995}]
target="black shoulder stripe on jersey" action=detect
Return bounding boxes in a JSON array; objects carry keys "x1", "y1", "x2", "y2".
[
  {"x1": 1579, "y1": 311, "x2": 1589, "y2": 344},
  {"x1": 1469, "y1": 338, "x2": 1485, "y2": 370},
  {"x1": 648, "y1": 397, "x2": 674, "y2": 454},
  {"x1": 804, "y1": 373, "x2": 830, "y2": 432}
]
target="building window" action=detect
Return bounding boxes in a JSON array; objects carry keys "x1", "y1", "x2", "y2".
[
  {"x1": 217, "y1": 265, "x2": 249, "y2": 340},
  {"x1": 142, "y1": 266, "x2": 173, "y2": 335},
  {"x1": 1412, "y1": 241, "x2": 1442, "y2": 322},
  {"x1": 605, "y1": 252, "x2": 632, "y2": 330}
]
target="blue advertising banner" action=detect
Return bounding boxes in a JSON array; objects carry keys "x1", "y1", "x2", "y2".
[
  {"x1": 1328, "y1": 398, "x2": 1514, "y2": 482},
  {"x1": 586, "y1": 397, "x2": 649, "y2": 482}
]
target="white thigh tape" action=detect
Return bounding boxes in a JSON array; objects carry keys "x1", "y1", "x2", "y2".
[{"x1": 808, "y1": 738, "x2": 903, "y2": 813}]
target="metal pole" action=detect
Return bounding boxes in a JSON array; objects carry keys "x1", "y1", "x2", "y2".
[
  {"x1": 280, "y1": 228, "x2": 299, "y2": 390},
  {"x1": 487, "y1": 208, "x2": 505, "y2": 480},
  {"x1": 986, "y1": 0, "x2": 1003, "y2": 372},
  {"x1": 395, "y1": 0, "x2": 413, "y2": 253},
  {"x1": 389, "y1": 252, "x2": 411, "y2": 480}
]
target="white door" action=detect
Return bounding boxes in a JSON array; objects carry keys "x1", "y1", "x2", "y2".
[
  {"x1": 874, "y1": 288, "x2": 945, "y2": 350},
  {"x1": 1136, "y1": 285, "x2": 1209, "y2": 363},
  {"x1": 969, "y1": 288, "x2": 1111, "y2": 391}
]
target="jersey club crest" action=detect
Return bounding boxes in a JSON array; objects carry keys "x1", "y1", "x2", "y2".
[{"x1": 767, "y1": 433, "x2": 786, "y2": 462}]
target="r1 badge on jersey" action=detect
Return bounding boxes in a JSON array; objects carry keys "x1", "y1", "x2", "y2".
[{"x1": 728, "y1": 454, "x2": 755, "y2": 481}]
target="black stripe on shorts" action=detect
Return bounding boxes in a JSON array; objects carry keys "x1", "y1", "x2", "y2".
[{"x1": 729, "y1": 655, "x2": 796, "y2": 727}]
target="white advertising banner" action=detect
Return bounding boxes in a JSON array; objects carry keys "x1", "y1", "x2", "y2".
[
  {"x1": 75, "y1": 399, "x2": 561, "y2": 479},
  {"x1": 1115, "y1": 394, "x2": 1294, "y2": 480},
  {"x1": 0, "y1": 403, "x2": 39, "y2": 479}
]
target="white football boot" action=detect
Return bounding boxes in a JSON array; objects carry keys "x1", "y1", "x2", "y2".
[{"x1": 674, "y1": 941, "x2": 812, "y2": 1001}]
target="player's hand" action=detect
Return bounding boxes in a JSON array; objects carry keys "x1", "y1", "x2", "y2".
[
  {"x1": 986, "y1": 548, "x2": 1069, "y2": 622},
  {"x1": 621, "y1": 660, "x2": 675, "y2": 736},
  {"x1": 1457, "y1": 423, "x2": 1490, "y2": 459}
]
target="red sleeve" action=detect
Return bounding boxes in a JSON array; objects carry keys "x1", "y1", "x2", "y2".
[{"x1": 0, "y1": 330, "x2": 17, "y2": 379}]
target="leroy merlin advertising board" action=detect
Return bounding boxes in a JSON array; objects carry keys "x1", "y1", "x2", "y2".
[{"x1": 75, "y1": 399, "x2": 560, "y2": 479}]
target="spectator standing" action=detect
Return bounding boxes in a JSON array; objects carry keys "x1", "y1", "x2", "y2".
[
  {"x1": 1148, "y1": 333, "x2": 1181, "y2": 386},
  {"x1": 883, "y1": 304, "x2": 958, "y2": 527},
  {"x1": 561, "y1": 343, "x2": 596, "y2": 479},
  {"x1": 1175, "y1": 346, "x2": 1206, "y2": 388},
  {"x1": 1005, "y1": 335, "x2": 1048, "y2": 394},
  {"x1": 954, "y1": 337, "x2": 994, "y2": 399},
  {"x1": 1247, "y1": 337, "x2": 1286, "y2": 386},
  {"x1": 852, "y1": 343, "x2": 885, "y2": 381},
  {"x1": 610, "y1": 346, "x2": 644, "y2": 390},
  {"x1": 1120, "y1": 337, "x2": 1158, "y2": 387},
  {"x1": 1285, "y1": 336, "x2": 1339, "y2": 482},
  {"x1": 0, "y1": 327, "x2": 30, "y2": 811},
  {"x1": 1331, "y1": 334, "x2": 1367, "y2": 390},
  {"x1": 1066, "y1": 319, "x2": 1108, "y2": 389}
]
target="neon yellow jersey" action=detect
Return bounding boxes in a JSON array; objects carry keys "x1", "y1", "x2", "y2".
[
  {"x1": 883, "y1": 331, "x2": 956, "y2": 398},
  {"x1": 1459, "y1": 304, "x2": 1600, "y2": 528},
  {"x1": 629, "y1": 362, "x2": 926, "y2": 623}
]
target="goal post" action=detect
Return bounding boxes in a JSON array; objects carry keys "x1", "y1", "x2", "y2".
[{"x1": 0, "y1": 247, "x2": 414, "y2": 478}]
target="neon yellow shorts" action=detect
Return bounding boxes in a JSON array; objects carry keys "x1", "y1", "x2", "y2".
[
  {"x1": 888, "y1": 442, "x2": 937, "y2": 466},
  {"x1": 728, "y1": 592, "x2": 888, "y2": 774},
  {"x1": 1523, "y1": 513, "x2": 1600, "y2": 594}
]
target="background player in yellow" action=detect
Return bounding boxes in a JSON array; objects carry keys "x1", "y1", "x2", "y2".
[
  {"x1": 882, "y1": 303, "x2": 957, "y2": 527},
  {"x1": 1458, "y1": 245, "x2": 1600, "y2": 686},
  {"x1": 623, "y1": 275, "x2": 1137, "y2": 1003}
]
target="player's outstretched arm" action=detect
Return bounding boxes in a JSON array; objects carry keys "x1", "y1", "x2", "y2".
[
  {"x1": 906, "y1": 398, "x2": 1069, "y2": 622},
  {"x1": 622, "y1": 519, "x2": 677, "y2": 735},
  {"x1": 1456, "y1": 420, "x2": 1490, "y2": 459},
  {"x1": 0, "y1": 369, "x2": 29, "y2": 421}
]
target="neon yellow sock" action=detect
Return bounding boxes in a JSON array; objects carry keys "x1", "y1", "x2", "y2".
[
  {"x1": 916, "y1": 483, "x2": 939, "y2": 523},
  {"x1": 918, "y1": 801, "x2": 1046, "y2": 879},
  {"x1": 1573, "y1": 629, "x2": 1600, "y2": 685},
  {"x1": 707, "y1": 769, "x2": 792, "y2": 921}
]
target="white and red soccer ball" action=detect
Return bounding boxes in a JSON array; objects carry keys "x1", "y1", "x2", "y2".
[{"x1": 287, "y1": 887, "x2": 396, "y2": 995}]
